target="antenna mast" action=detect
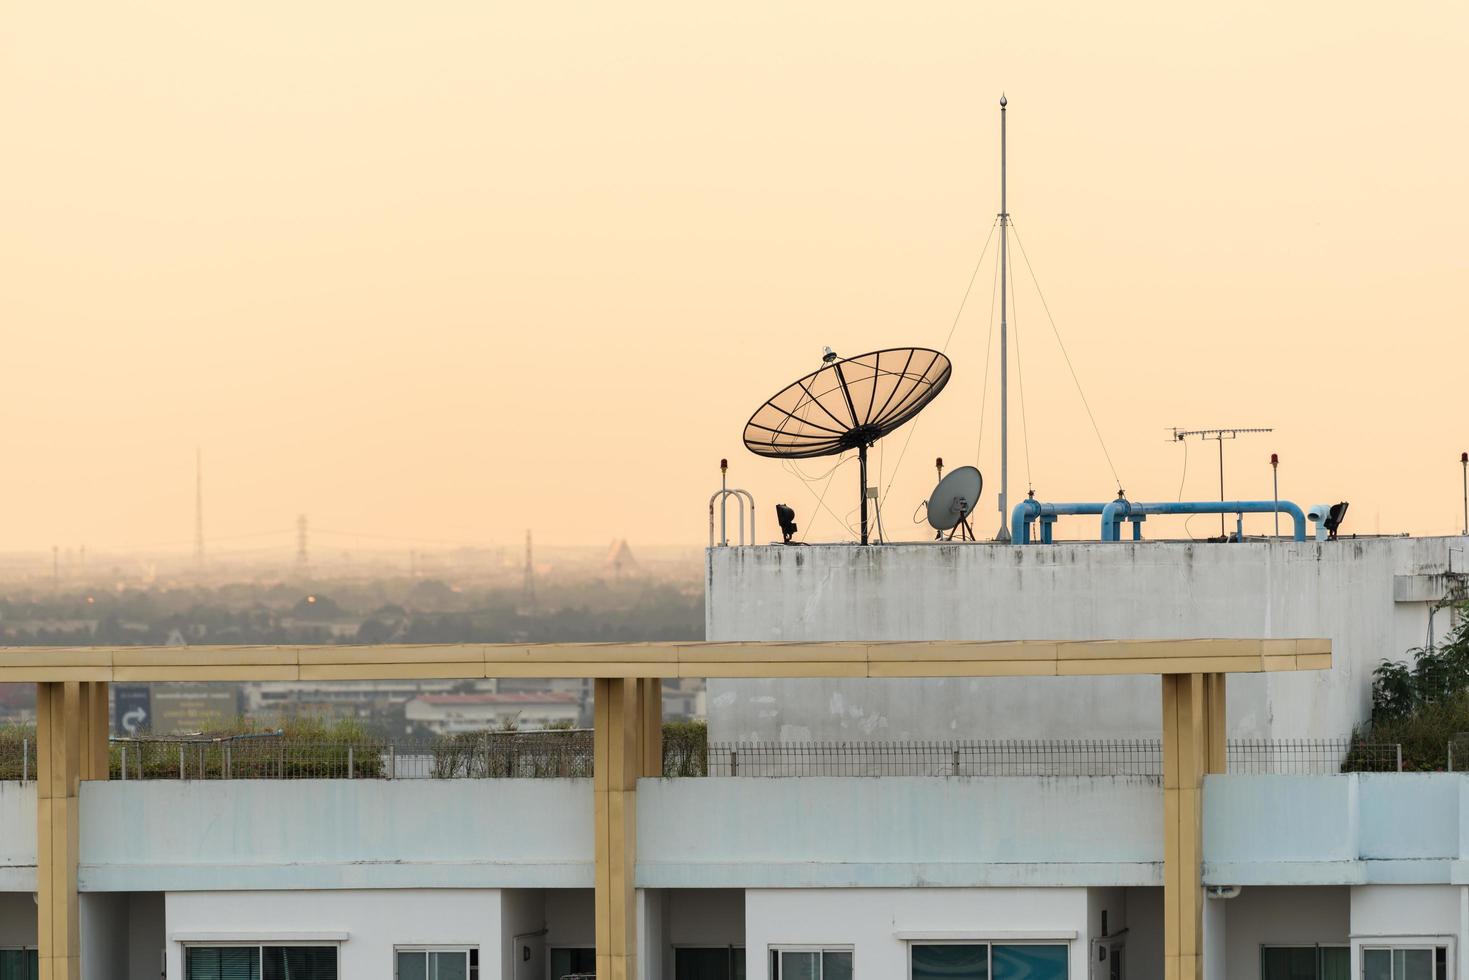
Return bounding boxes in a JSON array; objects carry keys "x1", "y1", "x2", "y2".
[
  {"x1": 995, "y1": 94, "x2": 1012, "y2": 542},
  {"x1": 1171, "y1": 427, "x2": 1273, "y2": 537}
]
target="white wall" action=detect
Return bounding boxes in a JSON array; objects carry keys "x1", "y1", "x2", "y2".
[
  {"x1": 1126, "y1": 888, "x2": 1163, "y2": 980},
  {"x1": 706, "y1": 537, "x2": 1461, "y2": 741},
  {"x1": 82, "y1": 892, "x2": 129, "y2": 980},
  {"x1": 1221, "y1": 886, "x2": 1348, "y2": 980},
  {"x1": 128, "y1": 893, "x2": 164, "y2": 980},
  {"x1": 0, "y1": 783, "x2": 36, "y2": 891},
  {"x1": 0, "y1": 891, "x2": 36, "y2": 947},
  {"x1": 544, "y1": 888, "x2": 594, "y2": 964},
  {"x1": 502, "y1": 889, "x2": 547, "y2": 980},
  {"x1": 164, "y1": 889, "x2": 503, "y2": 980},
  {"x1": 1350, "y1": 886, "x2": 1461, "y2": 980},
  {"x1": 745, "y1": 888, "x2": 1088, "y2": 980}
]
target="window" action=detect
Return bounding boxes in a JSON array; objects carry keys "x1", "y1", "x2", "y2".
[
  {"x1": 185, "y1": 945, "x2": 338, "y2": 980},
  {"x1": 769, "y1": 947, "x2": 852, "y2": 980},
  {"x1": 1362, "y1": 947, "x2": 1449, "y2": 980},
  {"x1": 676, "y1": 946, "x2": 746, "y2": 980},
  {"x1": 550, "y1": 946, "x2": 596, "y2": 980},
  {"x1": 910, "y1": 943, "x2": 1068, "y2": 980},
  {"x1": 1262, "y1": 945, "x2": 1349, "y2": 980},
  {"x1": 0, "y1": 949, "x2": 39, "y2": 980},
  {"x1": 396, "y1": 948, "x2": 479, "y2": 980}
]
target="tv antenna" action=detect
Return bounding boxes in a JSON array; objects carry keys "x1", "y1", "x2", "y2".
[
  {"x1": 1171, "y1": 426, "x2": 1274, "y2": 538},
  {"x1": 926, "y1": 465, "x2": 983, "y2": 541},
  {"x1": 744, "y1": 347, "x2": 952, "y2": 545}
]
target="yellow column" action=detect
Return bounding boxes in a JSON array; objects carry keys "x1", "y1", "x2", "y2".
[
  {"x1": 78, "y1": 683, "x2": 109, "y2": 782},
  {"x1": 639, "y1": 678, "x2": 663, "y2": 778},
  {"x1": 594, "y1": 678, "x2": 639, "y2": 980},
  {"x1": 1203, "y1": 673, "x2": 1226, "y2": 776},
  {"x1": 1162, "y1": 673, "x2": 1207, "y2": 980},
  {"x1": 36, "y1": 682, "x2": 82, "y2": 980}
]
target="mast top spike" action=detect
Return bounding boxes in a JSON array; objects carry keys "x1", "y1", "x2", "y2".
[{"x1": 999, "y1": 93, "x2": 1007, "y2": 108}]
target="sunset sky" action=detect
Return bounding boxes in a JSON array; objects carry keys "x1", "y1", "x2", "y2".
[{"x1": 3, "y1": 2, "x2": 1466, "y2": 554}]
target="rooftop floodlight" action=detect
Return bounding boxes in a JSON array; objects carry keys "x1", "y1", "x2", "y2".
[
  {"x1": 775, "y1": 503, "x2": 798, "y2": 544},
  {"x1": 1325, "y1": 501, "x2": 1350, "y2": 540}
]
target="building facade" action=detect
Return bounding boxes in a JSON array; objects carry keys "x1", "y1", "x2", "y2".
[{"x1": 0, "y1": 535, "x2": 1466, "y2": 980}]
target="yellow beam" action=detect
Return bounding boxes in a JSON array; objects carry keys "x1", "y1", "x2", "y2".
[{"x1": 0, "y1": 639, "x2": 1332, "y2": 683}]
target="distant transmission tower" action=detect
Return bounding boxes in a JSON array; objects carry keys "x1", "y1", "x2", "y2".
[
  {"x1": 522, "y1": 530, "x2": 536, "y2": 609},
  {"x1": 296, "y1": 514, "x2": 309, "y2": 575},
  {"x1": 194, "y1": 447, "x2": 205, "y2": 568}
]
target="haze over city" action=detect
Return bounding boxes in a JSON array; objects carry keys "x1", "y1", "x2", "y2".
[{"x1": 4, "y1": 1, "x2": 1467, "y2": 559}]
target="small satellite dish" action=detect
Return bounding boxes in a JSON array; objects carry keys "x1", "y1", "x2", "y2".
[
  {"x1": 926, "y1": 465, "x2": 983, "y2": 540},
  {"x1": 744, "y1": 347, "x2": 952, "y2": 544}
]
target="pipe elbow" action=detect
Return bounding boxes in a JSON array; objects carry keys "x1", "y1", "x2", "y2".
[
  {"x1": 1099, "y1": 499, "x2": 1130, "y2": 541},
  {"x1": 1011, "y1": 499, "x2": 1042, "y2": 544}
]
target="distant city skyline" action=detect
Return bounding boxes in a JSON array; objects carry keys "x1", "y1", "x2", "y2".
[{"x1": 4, "y1": 2, "x2": 1467, "y2": 550}]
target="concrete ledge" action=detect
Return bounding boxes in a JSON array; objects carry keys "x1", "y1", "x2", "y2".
[
  {"x1": 635, "y1": 861, "x2": 1161, "y2": 889},
  {"x1": 82, "y1": 860, "x2": 593, "y2": 892}
]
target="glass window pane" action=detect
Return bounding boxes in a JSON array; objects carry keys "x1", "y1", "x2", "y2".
[
  {"x1": 397, "y1": 951, "x2": 428, "y2": 980},
  {"x1": 994, "y1": 945, "x2": 1068, "y2": 980},
  {"x1": 677, "y1": 948, "x2": 733, "y2": 980},
  {"x1": 431, "y1": 951, "x2": 468, "y2": 980},
  {"x1": 1263, "y1": 947, "x2": 1317, "y2": 980},
  {"x1": 822, "y1": 951, "x2": 853, "y2": 980},
  {"x1": 780, "y1": 951, "x2": 819, "y2": 980},
  {"x1": 552, "y1": 948, "x2": 596, "y2": 979},
  {"x1": 1397, "y1": 949, "x2": 1433, "y2": 980},
  {"x1": 734, "y1": 948, "x2": 746, "y2": 980},
  {"x1": 187, "y1": 947, "x2": 261, "y2": 980},
  {"x1": 913, "y1": 945, "x2": 989, "y2": 980},
  {"x1": 1320, "y1": 948, "x2": 1349, "y2": 980},
  {"x1": 263, "y1": 946, "x2": 337, "y2": 980},
  {"x1": 1363, "y1": 950, "x2": 1391, "y2": 980}
]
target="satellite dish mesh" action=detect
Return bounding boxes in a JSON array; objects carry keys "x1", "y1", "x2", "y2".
[{"x1": 742, "y1": 348, "x2": 952, "y2": 459}]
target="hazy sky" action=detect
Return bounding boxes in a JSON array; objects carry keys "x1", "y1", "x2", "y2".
[{"x1": 3, "y1": 2, "x2": 1467, "y2": 554}]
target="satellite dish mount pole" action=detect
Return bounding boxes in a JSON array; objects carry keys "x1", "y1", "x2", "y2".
[
  {"x1": 859, "y1": 442, "x2": 870, "y2": 545},
  {"x1": 995, "y1": 94, "x2": 1012, "y2": 542}
]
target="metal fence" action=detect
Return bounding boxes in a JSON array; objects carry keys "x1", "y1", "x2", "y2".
[
  {"x1": 0, "y1": 734, "x2": 1396, "y2": 781},
  {"x1": 703, "y1": 738, "x2": 1403, "y2": 777},
  {"x1": 109, "y1": 730, "x2": 596, "y2": 781}
]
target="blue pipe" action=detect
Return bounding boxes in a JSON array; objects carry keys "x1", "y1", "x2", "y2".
[
  {"x1": 1011, "y1": 500, "x2": 1113, "y2": 544},
  {"x1": 1099, "y1": 499, "x2": 1307, "y2": 542}
]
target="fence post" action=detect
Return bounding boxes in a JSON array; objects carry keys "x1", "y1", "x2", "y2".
[
  {"x1": 952, "y1": 747, "x2": 960, "y2": 777},
  {"x1": 225, "y1": 743, "x2": 232, "y2": 780},
  {"x1": 348, "y1": 744, "x2": 355, "y2": 779},
  {"x1": 119, "y1": 745, "x2": 126, "y2": 782},
  {"x1": 22, "y1": 738, "x2": 28, "y2": 783},
  {"x1": 179, "y1": 745, "x2": 185, "y2": 780},
  {"x1": 1449, "y1": 741, "x2": 1454, "y2": 774},
  {"x1": 388, "y1": 743, "x2": 396, "y2": 780},
  {"x1": 1396, "y1": 744, "x2": 1403, "y2": 773},
  {"x1": 730, "y1": 748, "x2": 738, "y2": 777}
]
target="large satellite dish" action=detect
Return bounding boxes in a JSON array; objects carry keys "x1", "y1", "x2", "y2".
[
  {"x1": 926, "y1": 465, "x2": 982, "y2": 540},
  {"x1": 743, "y1": 347, "x2": 952, "y2": 544}
]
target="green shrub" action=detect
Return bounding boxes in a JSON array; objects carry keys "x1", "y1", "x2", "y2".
[{"x1": 1358, "y1": 606, "x2": 1469, "y2": 771}]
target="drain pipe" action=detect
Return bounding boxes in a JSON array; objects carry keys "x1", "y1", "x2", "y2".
[{"x1": 1100, "y1": 500, "x2": 1307, "y2": 542}]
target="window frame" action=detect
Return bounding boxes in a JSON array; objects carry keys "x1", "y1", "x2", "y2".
[
  {"x1": 547, "y1": 944, "x2": 596, "y2": 980},
  {"x1": 0, "y1": 947, "x2": 40, "y2": 980},
  {"x1": 1260, "y1": 942, "x2": 1350, "y2": 980},
  {"x1": 672, "y1": 944, "x2": 745, "y2": 980},
  {"x1": 393, "y1": 945, "x2": 480, "y2": 980},
  {"x1": 181, "y1": 942, "x2": 341, "y2": 980},
  {"x1": 1358, "y1": 942, "x2": 1452, "y2": 980},
  {"x1": 768, "y1": 944, "x2": 855, "y2": 980},
  {"x1": 906, "y1": 939, "x2": 1071, "y2": 980}
]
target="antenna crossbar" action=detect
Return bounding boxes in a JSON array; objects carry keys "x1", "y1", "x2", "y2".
[{"x1": 1170, "y1": 426, "x2": 1275, "y2": 538}]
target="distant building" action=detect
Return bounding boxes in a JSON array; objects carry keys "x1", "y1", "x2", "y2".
[
  {"x1": 605, "y1": 539, "x2": 637, "y2": 578},
  {"x1": 403, "y1": 691, "x2": 581, "y2": 733}
]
